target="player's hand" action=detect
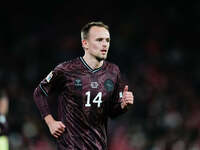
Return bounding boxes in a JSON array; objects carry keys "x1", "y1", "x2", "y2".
[
  {"x1": 48, "y1": 120, "x2": 66, "y2": 138},
  {"x1": 121, "y1": 85, "x2": 134, "y2": 109},
  {"x1": 45, "y1": 115, "x2": 66, "y2": 138}
]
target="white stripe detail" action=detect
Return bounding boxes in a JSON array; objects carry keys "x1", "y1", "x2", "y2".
[
  {"x1": 39, "y1": 84, "x2": 48, "y2": 97},
  {"x1": 80, "y1": 57, "x2": 102, "y2": 73}
]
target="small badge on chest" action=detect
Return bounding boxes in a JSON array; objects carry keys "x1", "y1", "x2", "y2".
[{"x1": 90, "y1": 82, "x2": 99, "y2": 89}]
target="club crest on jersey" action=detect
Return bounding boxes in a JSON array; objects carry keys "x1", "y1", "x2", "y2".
[
  {"x1": 104, "y1": 79, "x2": 114, "y2": 92},
  {"x1": 90, "y1": 82, "x2": 99, "y2": 89},
  {"x1": 46, "y1": 71, "x2": 53, "y2": 83},
  {"x1": 74, "y1": 79, "x2": 82, "y2": 90}
]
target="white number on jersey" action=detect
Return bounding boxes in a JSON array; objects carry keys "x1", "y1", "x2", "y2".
[{"x1": 85, "y1": 91, "x2": 102, "y2": 108}]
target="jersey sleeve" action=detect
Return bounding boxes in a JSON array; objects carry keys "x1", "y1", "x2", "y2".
[
  {"x1": 33, "y1": 64, "x2": 65, "y2": 118},
  {"x1": 108, "y1": 66, "x2": 128, "y2": 119}
]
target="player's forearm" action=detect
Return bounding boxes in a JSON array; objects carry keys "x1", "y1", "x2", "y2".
[{"x1": 33, "y1": 87, "x2": 51, "y2": 118}]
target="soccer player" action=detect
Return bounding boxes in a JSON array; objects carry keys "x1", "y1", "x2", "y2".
[{"x1": 33, "y1": 21, "x2": 134, "y2": 150}]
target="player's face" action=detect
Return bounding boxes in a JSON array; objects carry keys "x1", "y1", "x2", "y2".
[{"x1": 84, "y1": 26, "x2": 110, "y2": 61}]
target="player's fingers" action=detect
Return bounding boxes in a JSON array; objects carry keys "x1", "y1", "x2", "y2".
[
  {"x1": 59, "y1": 122, "x2": 66, "y2": 129},
  {"x1": 124, "y1": 94, "x2": 133, "y2": 100},
  {"x1": 126, "y1": 92, "x2": 133, "y2": 96},
  {"x1": 127, "y1": 100, "x2": 133, "y2": 104},
  {"x1": 52, "y1": 130, "x2": 60, "y2": 137},
  {"x1": 123, "y1": 100, "x2": 127, "y2": 105},
  {"x1": 56, "y1": 127, "x2": 65, "y2": 134},
  {"x1": 123, "y1": 92, "x2": 132, "y2": 98},
  {"x1": 57, "y1": 125, "x2": 65, "y2": 133},
  {"x1": 59, "y1": 128, "x2": 65, "y2": 133},
  {"x1": 51, "y1": 126, "x2": 63, "y2": 134},
  {"x1": 53, "y1": 132, "x2": 60, "y2": 138},
  {"x1": 56, "y1": 127, "x2": 65, "y2": 133},
  {"x1": 126, "y1": 97, "x2": 134, "y2": 104},
  {"x1": 125, "y1": 96, "x2": 134, "y2": 103},
  {"x1": 51, "y1": 129, "x2": 60, "y2": 137},
  {"x1": 122, "y1": 94, "x2": 126, "y2": 100},
  {"x1": 123, "y1": 85, "x2": 128, "y2": 93},
  {"x1": 121, "y1": 99, "x2": 127, "y2": 106},
  {"x1": 53, "y1": 134, "x2": 59, "y2": 138}
]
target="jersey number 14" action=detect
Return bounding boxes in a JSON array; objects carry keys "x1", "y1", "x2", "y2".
[{"x1": 85, "y1": 91, "x2": 102, "y2": 108}]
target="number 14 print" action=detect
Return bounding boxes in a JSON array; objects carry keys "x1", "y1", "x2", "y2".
[{"x1": 85, "y1": 91, "x2": 102, "y2": 108}]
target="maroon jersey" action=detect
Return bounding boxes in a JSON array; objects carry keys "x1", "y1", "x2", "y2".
[{"x1": 33, "y1": 57, "x2": 127, "y2": 150}]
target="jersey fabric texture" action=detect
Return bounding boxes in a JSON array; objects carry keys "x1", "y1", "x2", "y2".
[{"x1": 33, "y1": 57, "x2": 127, "y2": 150}]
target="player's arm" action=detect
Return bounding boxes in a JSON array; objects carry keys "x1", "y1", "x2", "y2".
[
  {"x1": 33, "y1": 64, "x2": 66, "y2": 138},
  {"x1": 108, "y1": 67, "x2": 134, "y2": 118}
]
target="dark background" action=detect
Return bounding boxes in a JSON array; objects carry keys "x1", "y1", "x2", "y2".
[{"x1": 0, "y1": 1, "x2": 200, "y2": 149}]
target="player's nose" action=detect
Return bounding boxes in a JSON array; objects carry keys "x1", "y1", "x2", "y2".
[{"x1": 102, "y1": 40, "x2": 108, "y2": 47}]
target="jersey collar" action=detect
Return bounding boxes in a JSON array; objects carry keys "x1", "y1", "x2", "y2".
[{"x1": 79, "y1": 57, "x2": 104, "y2": 73}]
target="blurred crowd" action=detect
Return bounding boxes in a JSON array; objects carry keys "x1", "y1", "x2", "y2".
[{"x1": 0, "y1": 1, "x2": 200, "y2": 150}]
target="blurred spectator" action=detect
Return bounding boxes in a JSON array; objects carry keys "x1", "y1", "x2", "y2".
[
  {"x1": 109, "y1": 126, "x2": 133, "y2": 150},
  {"x1": 0, "y1": 89, "x2": 9, "y2": 150}
]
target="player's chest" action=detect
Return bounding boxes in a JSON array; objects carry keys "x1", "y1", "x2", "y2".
[{"x1": 63, "y1": 72, "x2": 117, "y2": 105}]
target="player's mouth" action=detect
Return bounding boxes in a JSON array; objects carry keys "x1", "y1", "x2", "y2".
[{"x1": 101, "y1": 49, "x2": 107, "y2": 53}]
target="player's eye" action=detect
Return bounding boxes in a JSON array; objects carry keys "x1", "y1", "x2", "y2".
[
  {"x1": 96, "y1": 38, "x2": 103, "y2": 42},
  {"x1": 106, "y1": 38, "x2": 110, "y2": 43}
]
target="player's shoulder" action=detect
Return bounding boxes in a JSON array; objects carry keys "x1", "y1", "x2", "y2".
[
  {"x1": 54, "y1": 57, "x2": 80, "y2": 71},
  {"x1": 104, "y1": 60, "x2": 120, "y2": 73}
]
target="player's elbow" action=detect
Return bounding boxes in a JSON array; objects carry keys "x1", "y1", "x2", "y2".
[{"x1": 33, "y1": 87, "x2": 41, "y2": 103}]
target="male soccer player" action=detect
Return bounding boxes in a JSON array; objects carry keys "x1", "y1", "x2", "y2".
[{"x1": 33, "y1": 21, "x2": 134, "y2": 150}]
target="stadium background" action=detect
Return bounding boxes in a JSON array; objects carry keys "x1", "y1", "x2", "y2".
[{"x1": 0, "y1": 1, "x2": 199, "y2": 150}]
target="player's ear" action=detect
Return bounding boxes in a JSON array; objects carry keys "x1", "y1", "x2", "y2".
[{"x1": 82, "y1": 39, "x2": 88, "y2": 49}]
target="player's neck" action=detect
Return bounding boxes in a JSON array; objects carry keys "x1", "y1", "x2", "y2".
[{"x1": 82, "y1": 55, "x2": 104, "y2": 70}]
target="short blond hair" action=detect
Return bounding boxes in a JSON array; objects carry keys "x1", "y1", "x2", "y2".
[{"x1": 81, "y1": 21, "x2": 109, "y2": 41}]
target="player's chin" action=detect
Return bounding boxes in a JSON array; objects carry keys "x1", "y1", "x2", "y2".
[
  {"x1": 101, "y1": 57, "x2": 107, "y2": 61},
  {"x1": 101, "y1": 54, "x2": 108, "y2": 59},
  {"x1": 97, "y1": 55, "x2": 107, "y2": 61}
]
